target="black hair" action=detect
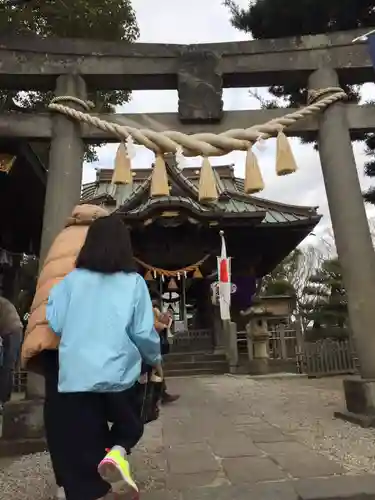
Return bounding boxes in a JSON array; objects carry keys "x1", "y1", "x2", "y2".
[{"x1": 76, "y1": 216, "x2": 137, "y2": 274}]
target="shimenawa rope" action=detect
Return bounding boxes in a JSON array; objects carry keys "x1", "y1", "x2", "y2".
[{"x1": 48, "y1": 87, "x2": 347, "y2": 158}]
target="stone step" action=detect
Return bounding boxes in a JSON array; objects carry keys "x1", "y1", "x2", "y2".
[
  {"x1": 162, "y1": 351, "x2": 229, "y2": 377},
  {"x1": 164, "y1": 360, "x2": 229, "y2": 372},
  {"x1": 164, "y1": 352, "x2": 227, "y2": 363},
  {"x1": 164, "y1": 366, "x2": 228, "y2": 377}
]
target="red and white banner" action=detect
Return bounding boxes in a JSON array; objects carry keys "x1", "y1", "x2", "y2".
[{"x1": 217, "y1": 230, "x2": 231, "y2": 320}]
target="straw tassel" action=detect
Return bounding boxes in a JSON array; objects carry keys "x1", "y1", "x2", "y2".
[
  {"x1": 111, "y1": 143, "x2": 133, "y2": 185},
  {"x1": 193, "y1": 267, "x2": 203, "y2": 278},
  {"x1": 244, "y1": 147, "x2": 264, "y2": 194},
  {"x1": 198, "y1": 157, "x2": 218, "y2": 202},
  {"x1": 276, "y1": 131, "x2": 298, "y2": 176},
  {"x1": 144, "y1": 270, "x2": 154, "y2": 281},
  {"x1": 151, "y1": 154, "x2": 170, "y2": 197}
]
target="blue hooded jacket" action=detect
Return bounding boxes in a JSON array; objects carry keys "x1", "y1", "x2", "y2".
[{"x1": 46, "y1": 269, "x2": 161, "y2": 393}]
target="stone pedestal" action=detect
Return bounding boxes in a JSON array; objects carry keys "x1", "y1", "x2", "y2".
[
  {"x1": 334, "y1": 378, "x2": 375, "y2": 428},
  {"x1": 241, "y1": 308, "x2": 270, "y2": 375},
  {"x1": 0, "y1": 399, "x2": 47, "y2": 457},
  {"x1": 2, "y1": 398, "x2": 44, "y2": 440},
  {"x1": 249, "y1": 332, "x2": 269, "y2": 375}
]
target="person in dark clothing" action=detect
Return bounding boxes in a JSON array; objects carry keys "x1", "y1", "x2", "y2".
[
  {"x1": 44, "y1": 216, "x2": 162, "y2": 500},
  {"x1": 42, "y1": 349, "x2": 110, "y2": 499},
  {"x1": 0, "y1": 296, "x2": 23, "y2": 413},
  {"x1": 42, "y1": 350, "x2": 144, "y2": 500},
  {"x1": 151, "y1": 294, "x2": 180, "y2": 405}
]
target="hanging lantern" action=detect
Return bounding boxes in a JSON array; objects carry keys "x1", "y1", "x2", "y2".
[{"x1": 168, "y1": 277, "x2": 178, "y2": 291}]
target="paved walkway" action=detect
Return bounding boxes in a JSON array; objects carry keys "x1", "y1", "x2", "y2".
[{"x1": 2, "y1": 375, "x2": 375, "y2": 499}]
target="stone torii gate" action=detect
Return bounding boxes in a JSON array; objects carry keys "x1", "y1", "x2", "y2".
[{"x1": 1, "y1": 28, "x2": 375, "y2": 449}]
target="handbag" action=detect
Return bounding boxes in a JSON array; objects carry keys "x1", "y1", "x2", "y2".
[
  {"x1": 136, "y1": 373, "x2": 163, "y2": 424},
  {"x1": 160, "y1": 328, "x2": 170, "y2": 355}
]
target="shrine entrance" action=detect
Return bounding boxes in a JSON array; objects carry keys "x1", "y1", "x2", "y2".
[
  {"x1": 80, "y1": 160, "x2": 319, "y2": 355},
  {"x1": 149, "y1": 274, "x2": 216, "y2": 353},
  {"x1": 1, "y1": 29, "x2": 375, "y2": 448}
]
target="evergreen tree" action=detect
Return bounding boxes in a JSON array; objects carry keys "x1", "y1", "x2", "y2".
[
  {"x1": 261, "y1": 249, "x2": 301, "y2": 296},
  {"x1": 301, "y1": 257, "x2": 348, "y2": 328},
  {"x1": 0, "y1": 0, "x2": 139, "y2": 160},
  {"x1": 224, "y1": 0, "x2": 374, "y2": 186}
]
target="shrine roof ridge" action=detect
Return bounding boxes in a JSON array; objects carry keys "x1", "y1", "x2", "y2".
[{"x1": 81, "y1": 164, "x2": 320, "y2": 222}]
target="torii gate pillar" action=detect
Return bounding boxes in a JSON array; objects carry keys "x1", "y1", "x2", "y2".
[
  {"x1": 1, "y1": 75, "x2": 87, "y2": 450},
  {"x1": 309, "y1": 68, "x2": 375, "y2": 426}
]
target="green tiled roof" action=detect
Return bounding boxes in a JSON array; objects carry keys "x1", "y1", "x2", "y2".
[
  {"x1": 126, "y1": 195, "x2": 210, "y2": 215},
  {"x1": 81, "y1": 164, "x2": 319, "y2": 226}
]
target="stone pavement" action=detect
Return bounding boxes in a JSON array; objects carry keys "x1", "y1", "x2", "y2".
[
  {"x1": 131, "y1": 375, "x2": 375, "y2": 500},
  {"x1": 2, "y1": 374, "x2": 375, "y2": 499}
]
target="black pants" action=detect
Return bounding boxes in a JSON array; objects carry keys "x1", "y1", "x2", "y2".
[
  {"x1": 160, "y1": 332, "x2": 169, "y2": 399},
  {"x1": 103, "y1": 389, "x2": 144, "y2": 452},
  {"x1": 41, "y1": 350, "x2": 143, "y2": 500},
  {"x1": 161, "y1": 378, "x2": 168, "y2": 398}
]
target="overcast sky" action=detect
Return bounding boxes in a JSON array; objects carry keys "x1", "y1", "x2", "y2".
[{"x1": 82, "y1": 0, "x2": 375, "y2": 244}]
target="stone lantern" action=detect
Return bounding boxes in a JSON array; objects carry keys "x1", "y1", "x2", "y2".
[{"x1": 241, "y1": 302, "x2": 270, "y2": 375}]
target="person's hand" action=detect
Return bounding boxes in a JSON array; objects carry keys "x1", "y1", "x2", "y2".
[
  {"x1": 159, "y1": 312, "x2": 170, "y2": 326},
  {"x1": 154, "y1": 321, "x2": 166, "y2": 332}
]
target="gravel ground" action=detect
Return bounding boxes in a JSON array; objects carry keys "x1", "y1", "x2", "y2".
[
  {"x1": 0, "y1": 452, "x2": 55, "y2": 500},
  {"x1": 202, "y1": 375, "x2": 375, "y2": 474},
  {"x1": 1, "y1": 375, "x2": 375, "y2": 499}
]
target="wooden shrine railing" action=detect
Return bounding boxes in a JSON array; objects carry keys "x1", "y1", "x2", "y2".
[
  {"x1": 297, "y1": 338, "x2": 358, "y2": 378},
  {"x1": 237, "y1": 327, "x2": 358, "y2": 377},
  {"x1": 237, "y1": 327, "x2": 299, "y2": 361}
]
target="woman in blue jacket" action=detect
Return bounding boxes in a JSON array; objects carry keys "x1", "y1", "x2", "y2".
[{"x1": 46, "y1": 215, "x2": 162, "y2": 500}]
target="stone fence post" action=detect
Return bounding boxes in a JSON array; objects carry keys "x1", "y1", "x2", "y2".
[{"x1": 222, "y1": 320, "x2": 239, "y2": 373}]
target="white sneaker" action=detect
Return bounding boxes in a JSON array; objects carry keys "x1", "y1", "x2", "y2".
[{"x1": 55, "y1": 486, "x2": 66, "y2": 499}]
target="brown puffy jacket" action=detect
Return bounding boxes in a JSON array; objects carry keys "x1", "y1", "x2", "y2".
[{"x1": 21, "y1": 204, "x2": 109, "y2": 371}]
